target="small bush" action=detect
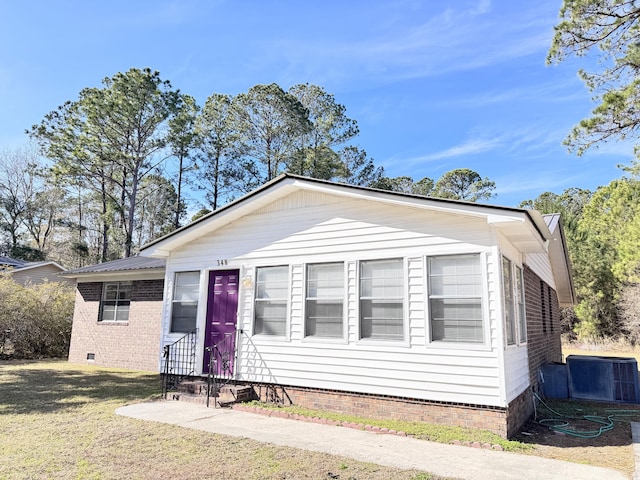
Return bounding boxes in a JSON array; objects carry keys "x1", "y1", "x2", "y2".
[{"x1": 0, "y1": 274, "x2": 74, "y2": 358}]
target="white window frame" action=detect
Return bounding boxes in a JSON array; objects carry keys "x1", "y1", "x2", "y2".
[
  {"x1": 304, "y1": 262, "x2": 346, "y2": 339},
  {"x1": 501, "y1": 256, "x2": 527, "y2": 347},
  {"x1": 170, "y1": 271, "x2": 200, "y2": 334},
  {"x1": 253, "y1": 265, "x2": 290, "y2": 337},
  {"x1": 516, "y1": 265, "x2": 527, "y2": 344},
  {"x1": 100, "y1": 281, "x2": 132, "y2": 322},
  {"x1": 502, "y1": 256, "x2": 516, "y2": 346},
  {"x1": 358, "y1": 258, "x2": 406, "y2": 342},
  {"x1": 427, "y1": 253, "x2": 486, "y2": 345}
]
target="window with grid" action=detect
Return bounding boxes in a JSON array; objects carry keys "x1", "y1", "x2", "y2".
[
  {"x1": 100, "y1": 281, "x2": 132, "y2": 322},
  {"x1": 305, "y1": 263, "x2": 344, "y2": 338},
  {"x1": 502, "y1": 256, "x2": 516, "y2": 345},
  {"x1": 254, "y1": 266, "x2": 289, "y2": 336},
  {"x1": 516, "y1": 266, "x2": 527, "y2": 343},
  {"x1": 359, "y1": 259, "x2": 404, "y2": 341},
  {"x1": 170, "y1": 271, "x2": 200, "y2": 333},
  {"x1": 428, "y1": 254, "x2": 484, "y2": 344}
]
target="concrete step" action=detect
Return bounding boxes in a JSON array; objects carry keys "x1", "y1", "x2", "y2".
[{"x1": 170, "y1": 380, "x2": 254, "y2": 406}]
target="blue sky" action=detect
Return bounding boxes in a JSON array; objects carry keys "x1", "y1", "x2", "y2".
[{"x1": 0, "y1": 0, "x2": 632, "y2": 207}]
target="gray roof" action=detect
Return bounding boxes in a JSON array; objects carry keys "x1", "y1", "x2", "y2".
[
  {"x1": 0, "y1": 256, "x2": 28, "y2": 268},
  {"x1": 62, "y1": 256, "x2": 166, "y2": 276}
]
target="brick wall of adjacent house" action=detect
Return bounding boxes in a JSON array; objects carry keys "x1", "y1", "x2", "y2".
[
  {"x1": 67, "y1": 279, "x2": 164, "y2": 372},
  {"x1": 249, "y1": 383, "x2": 509, "y2": 437},
  {"x1": 523, "y1": 265, "x2": 562, "y2": 385},
  {"x1": 503, "y1": 265, "x2": 563, "y2": 436}
]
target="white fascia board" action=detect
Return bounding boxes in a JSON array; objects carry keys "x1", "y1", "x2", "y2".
[
  {"x1": 72, "y1": 270, "x2": 165, "y2": 282},
  {"x1": 140, "y1": 247, "x2": 170, "y2": 258}
]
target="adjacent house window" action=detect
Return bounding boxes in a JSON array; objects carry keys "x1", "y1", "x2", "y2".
[
  {"x1": 359, "y1": 259, "x2": 404, "y2": 341},
  {"x1": 428, "y1": 254, "x2": 484, "y2": 344},
  {"x1": 548, "y1": 285, "x2": 554, "y2": 333},
  {"x1": 502, "y1": 257, "x2": 516, "y2": 345},
  {"x1": 517, "y1": 266, "x2": 527, "y2": 343},
  {"x1": 254, "y1": 266, "x2": 289, "y2": 336},
  {"x1": 100, "y1": 281, "x2": 132, "y2": 322},
  {"x1": 170, "y1": 271, "x2": 200, "y2": 333},
  {"x1": 305, "y1": 263, "x2": 344, "y2": 338},
  {"x1": 541, "y1": 281, "x2": 547, "y2": 334}
]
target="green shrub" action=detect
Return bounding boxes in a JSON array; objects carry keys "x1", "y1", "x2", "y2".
[{"x1": 0, "y1": 275, "x2": 74, "y2": 358}]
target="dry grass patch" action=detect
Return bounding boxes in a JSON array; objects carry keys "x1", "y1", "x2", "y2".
[{"x1": 0, "y1": 360, "x2": 444, "y2": 480}]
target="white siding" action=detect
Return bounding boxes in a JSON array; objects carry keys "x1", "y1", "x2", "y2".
[
  {"x1": 161, "y1": 191, "x2": 510, "y2": 407},
  {"x1": 525, "y1": 252, "x2": 555, "y2": 289},
  {"x1": 504, "y1": 347, "x2": 530, "y2": 401},
  {"x1": 407, "y1": 257, "x2": 426, "y2": 346},
  {"x1": 497, "y1": 234, "x2": 531, "y2": 402}
]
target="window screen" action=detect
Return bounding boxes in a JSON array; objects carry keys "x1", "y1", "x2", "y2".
[
  {"x1": 428, "y1": 254, "x2": 484, "y2": 343},
  {"x1": 359, "y1": 259, "x2": 404, "y2": 341},
  {"x1": 170, "y1": 271, "x2": 200, "y2": 333},
  {"x1": 306, "y1": 263, "x2": 344, "y2": 338},
  {"x1": 254, "y1": 266, "x2": 289, "y2": 336}
]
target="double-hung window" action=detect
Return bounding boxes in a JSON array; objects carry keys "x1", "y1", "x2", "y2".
[
  {"x1": 516, "y1": 266, "x2": 526, "y2": 343},
  {"x1": 501, "y1": 257, "x2": 527, "y2": 346},
  {"x1": 359, "y1": 259, "x2": 404, "y2": 341},
  {"x1": 170, "y1": 271, "x2": 200, "y2": 333},
  {"x1": 254, "y1": 266, "x2": 289, "y2": 336},
  {"x1": 428, "y1": 254, "x2": 484, "y2": 344},
  {"x1": 100, "y1": 281, "x2": 132, "y2": 322},
  {"x1": 502, "y1": 257, "x2": 516, "y2": 345},
  {"x1": 305, "y1": 263, "x2": 344, "y2": 338}
]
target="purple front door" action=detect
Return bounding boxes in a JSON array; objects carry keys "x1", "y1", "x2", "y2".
[{"x1": 203, "y1": 270, "x2": 239, "y2": 375}]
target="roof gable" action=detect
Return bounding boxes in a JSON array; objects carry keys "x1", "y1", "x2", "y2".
[
  {"x1": 140, "y1": 174, "x2": 551, "y2": 257},
  {"x1": 542, "y1": 214, "x2": 576, "y2": 305}
]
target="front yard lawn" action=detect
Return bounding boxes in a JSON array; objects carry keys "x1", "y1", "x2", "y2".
[{"x1": 0, "y1": 360, "x2": 439, "y2": 480}]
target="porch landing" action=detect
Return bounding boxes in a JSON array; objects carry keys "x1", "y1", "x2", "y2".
[{"x1": 167, "y1": 379, "x2": 254, "y2": 407}]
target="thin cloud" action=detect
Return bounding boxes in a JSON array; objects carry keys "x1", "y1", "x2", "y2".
[
  {"x1": 471, "y1": 0, "x2": 493, "y2": 16},
  {"x1": 415, "y1": 137, "x2": 505, "y2": 162},
  {"x1": 257, "y1": 3, "x2": 555, "y2": 88},
  {"x1": 446, "y1": 78, "x2": 583, "y2": 108},
  {"x1": 495, "y1": 171, "x2": 586, "y2": 198}
]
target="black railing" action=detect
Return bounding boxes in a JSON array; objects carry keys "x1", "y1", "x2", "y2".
[
  {"x1": 162, "y1": 329, "x2": 197, "y2": 398},
  {"x1": 206, "y1": 332, "x2": 236, "y2": 407}
]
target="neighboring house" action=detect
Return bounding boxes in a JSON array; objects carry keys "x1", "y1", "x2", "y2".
[
  {"x1": 0, "y1": 256, "x2": 73, "y2": 286},
  {"x1": 64, "y1": 174, "x2": 575, "y2": 438}
]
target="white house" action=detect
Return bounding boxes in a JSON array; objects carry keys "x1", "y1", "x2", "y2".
[{"x1": 66, "y1": 174, "x2": 574, "y2": 438}]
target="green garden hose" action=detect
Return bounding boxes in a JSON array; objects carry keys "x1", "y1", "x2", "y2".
[{"x1": 533, "y1": 392, "x2": 640, "y2": 439}]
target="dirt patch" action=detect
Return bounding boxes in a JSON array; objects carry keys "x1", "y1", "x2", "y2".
[{"x1": 514, "y1": 398, "x2": 640, "y2": 477}]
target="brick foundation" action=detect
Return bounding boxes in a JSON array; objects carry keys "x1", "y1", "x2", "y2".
[
  {"x1": 249, "y1": 383, "x2": 510, "y2": 438},
  {"x1": 68, "y1": 279, "x2": 164, "y2": 371}
]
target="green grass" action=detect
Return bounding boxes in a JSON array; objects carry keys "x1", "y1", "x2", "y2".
[
  {"x1": 0, "y1": 360, "x2": 445, "y2": 480},
  {"x1": 245, "y1": 401, "x2": 529, "y2": 452}
]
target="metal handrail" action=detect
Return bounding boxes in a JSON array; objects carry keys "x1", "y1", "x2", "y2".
[
  {"x1": 206, "y1": 331, "x2": 236, "y2": 407},
  {"x1": 161, "y1": 329, "x2": 197, "y2": 398}
]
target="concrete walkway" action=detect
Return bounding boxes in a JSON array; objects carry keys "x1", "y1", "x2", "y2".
[{"x1": 117, "y1": 401, "x2": 628, "y2": 480}]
